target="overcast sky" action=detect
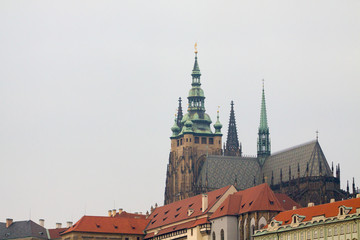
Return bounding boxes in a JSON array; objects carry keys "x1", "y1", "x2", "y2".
[{"x1": 0, "y1": 0, "x2": 359, "y2": 229}]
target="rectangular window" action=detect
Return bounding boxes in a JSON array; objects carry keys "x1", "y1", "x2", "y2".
[
  {"x1": 353, "y1": 223, "x2": 357, "y2": 233},
  {"x1": 209, "y1": 138, "x2": 214, "y2": 144},
  {"x1": 334, "y1": 226, "x2": 338, "y2": 236},
  {"x1": 195, "y1": 137, "x2": 199, "y2": 144},
  {"x1": 314, "y1": 230, "x2": 318, "y2": 239},
  {"x1": 280, "y1": 235, "x2": 284, "y2": 240},
  {"x1": 288, "y1": 234, "x2": 291, "y2": 240},
  {"x1": 177, "y1": 140, "x2": 179, "y2": 146},
  {"x1": 180, "y1": 139, "x2": 183, "y2": 145},
  {"x1": 300, "y1": 232, "x2": 305, "y2": 240},
  {"x1": 340, "y1": 225, "x2": 344, "y2": 235},
  {"x1": 307, "y1": 231, "x2": 311, "y2": 240},
  {"x1": 294, "y1": 233, "x2": 297, "y2": 240},
  {"x1": 186, "y1": 138, "x2": 188, "y2": 142},
  {"x1": 201, "y1": 137, "x2": 207, "y2": 144},
  {"x1": 346, "y1": 224, "x2": 350, "y2": 233},
  {"x1": 320, "y1": 229, "x2": 324, "y2": 238},
  {"x1": 328, "y1": 228, "x2": 332, "y2": 236}
]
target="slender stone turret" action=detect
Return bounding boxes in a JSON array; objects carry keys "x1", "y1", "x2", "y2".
[{"x1": 257, "y1": 81, "x2": 271, "y2": 164}]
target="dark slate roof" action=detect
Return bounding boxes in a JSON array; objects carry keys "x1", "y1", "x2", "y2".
[
  {"x1": 197, "y1": 155, "x2": 261, "y2": 190},
  {"x1": 0, "y1": 220, "x2": 48, "y2": 240},
  {"x1": 261, "y1": 140, "x2": 332, "y2": 185}
]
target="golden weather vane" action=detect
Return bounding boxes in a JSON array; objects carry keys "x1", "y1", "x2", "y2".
[{"x1": 194, "y1": 42, "x2": 198, "y2": 54}]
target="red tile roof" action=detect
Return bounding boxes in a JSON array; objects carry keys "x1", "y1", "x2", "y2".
[
  {"x1": 146, "y1": 185, "x2": 232, "y2": 231},
  {"x1": 48, "y1": 228, "x2": 69, "y2": 239},
  {"x1": 210, "y1": 183, "x2": 285, "y2": 220},
  {"x1": 61, "y1": 216, "x2": 150, "y2": 235},
  {"x1": 273, "y1": 197, "x2": 360, "y2": 225},
  {"x1": 275, "y1": 193, "x2": 301, "y2": 211}
]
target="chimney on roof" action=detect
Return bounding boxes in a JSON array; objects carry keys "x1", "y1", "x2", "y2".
[
  {"x1": 292, "y1": 206, "x2": 297, "y2": 210},
  {"x1": 119, "y1": 208, "x2": 123, "y2": 214},
  {"x1": 146, "y1": 211, "x2": 149, "y2": 219},
  {"x1": 6, "y1": 219, "x2": 13, "y2": 228},
  {"x1": 330, "y1": 199, "x2": 335, "y2": 203},
  {"x1": 56, "y1": 223, "x2": 62, "y2": 229},
  {"x1": 112, "y1": 209, "x2": 116, "y2": 217},
  {"x1": 108, "y1": 210, "x2": 112, "y2": 217},
  {"x1": 308, "y1": 202, "x2": 315, "y2": 207},
  {"x1": 202, "y1": 194, "x2": 208, "y2": 212},
  {"x1": 66, "y1": 221, "x2": 73, "y2": 228},
  {"x1": 39, "y1": 219, "x2": 45, "y2": 227}
]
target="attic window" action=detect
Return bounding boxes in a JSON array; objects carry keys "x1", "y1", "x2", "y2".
[
  {"x1": 189, "y1": 203, "x2": 194, "y2": 208},
  {"x1": 151, "y1": 220, "x2": 156, "y2": 224},
  {"x1": 154, "y1": 213, "x2": 158, "y2": 218},
  {"x1": 220, "y1": 206, "x2": 224, "y2": 211},
  {"x1": 164, "y1": 210, "x2": 169, "y2": 215},
  {"x1": 269, "y1": 200, "x2": 274, "y2": 205},
  {"x1": 174, "y1": 214, "x2": 179, "y2": 218},
  {"x1": 249, "y1": 201, "x2": 253, "y2": 206},
  {"x1": 176, "y1": 207, "x2": 181, "y2": 211},
  {"x1": 114, "y1": 226, "x2": 118, "y2": 229},
  {"x1": 39, "y1": 232, "x2": 44, "y2": 235},
  {"x1": 216, "y1": 195, "x2": 221, "y2": 199},
  {"x1": 132, "y1": 226, "x2": 135, "y2": 230},
  {"x1": 163, "y1": 217, "x2": 167, "y2": 221},
  {"x1": 241, "y1": 204, "x2": 245, "y2": 208}
]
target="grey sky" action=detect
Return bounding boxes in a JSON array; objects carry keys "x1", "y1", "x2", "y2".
[{"x1": 0, "y1": 0, "x2": 359, "y2": 229}]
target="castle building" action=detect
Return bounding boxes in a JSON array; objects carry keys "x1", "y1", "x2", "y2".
[{"x1": 164, "y1": 49, "x2": 353, "y2": 206}]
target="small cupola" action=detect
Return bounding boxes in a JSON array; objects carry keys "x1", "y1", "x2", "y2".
[
  {"x1": 171, "y1": 116, "x2": 180, "y2": 136},
  {"x1": 214, "y1": 109, "x2": 223, "y2": 134}
]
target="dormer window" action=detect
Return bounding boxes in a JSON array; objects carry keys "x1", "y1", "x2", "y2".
[
  {"x1": 188, "y1": 208, "x2": 194, "y2": 216},
  {"x1": 338, "y1": 205, "x2": 352, "y2": 216},
  {"x1": 293, "y1": 216, "x2": 297, "y2": 224}
]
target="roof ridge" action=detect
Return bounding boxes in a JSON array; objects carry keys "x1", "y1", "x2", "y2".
[{"x1": 271, "y1": 140, "x2": 317, "y2": 156}]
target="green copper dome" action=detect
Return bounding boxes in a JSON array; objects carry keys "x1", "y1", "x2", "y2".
[{"x1": 188, "y1": 87, "x2": 204, "y2": 97}]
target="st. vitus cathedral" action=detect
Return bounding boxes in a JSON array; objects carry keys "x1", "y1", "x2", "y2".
[{"x1": 164, "y1": 48, "x2": 356, "y2": 207}]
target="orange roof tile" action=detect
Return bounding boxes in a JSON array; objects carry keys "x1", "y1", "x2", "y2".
[
  {"x1": 275, "y1": 193, "x2": 301, "y2": 211},
  {"x1": 210, "y1": 183, "x2": 285, "y2": 220},
  {"x1": 61, "y1": 216, "x2": 150, "y2": 235},
  {"x1": 146, "y1": 185, "x2": 232, "y2": 231},
  {"x1": 48, "y1": 228, "x2": 69, "y2": 239},
  {"x1": 273, "y1": 197, "x2": 360, "y2": 225}
]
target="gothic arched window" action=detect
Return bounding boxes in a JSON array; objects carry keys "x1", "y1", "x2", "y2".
[
  {"x1": 212, "y1": 232, "x2": 216, "y2": 240},
  {"x1": 221, "y1": 229, "x2": 224, "y2": 240}
]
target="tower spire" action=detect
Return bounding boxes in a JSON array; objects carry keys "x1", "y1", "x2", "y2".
[
  {"x1": 225, "y1": 101, "x2": 242, "y2": 156},
  {"x1": 177, "y1": 97, "x2": 183, "y2": 130},
  {"x1": 257, "y1": 80, "x2": 271, "y2": 163},
  {"x1": 188, "y1": 44, "x2": 205, "y2": 113}
]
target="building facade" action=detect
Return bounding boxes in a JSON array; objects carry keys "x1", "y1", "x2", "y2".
[{"x1": 254, "y1": 195, "x2": 360, "y2": 240}]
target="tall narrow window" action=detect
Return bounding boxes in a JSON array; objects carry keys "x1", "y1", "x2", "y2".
[
  {"x1": 221, "y1": 229, "x2": 224, "y2": 240},
  {"x1": 201, "y1": 137, "x2": 207, "y2": 144},
  {"x1": 212, "y1": 232, "x2": 216, "y2": 240},
  {"x1": 195, "y1": 137, "x2": 199, "y2": 144}
]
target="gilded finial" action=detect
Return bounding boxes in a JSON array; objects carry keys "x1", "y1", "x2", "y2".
[
  {"x1": 217, "y1": 105, "x2": 220, "y2": 114},
  {"x1": 316, "y1": 130, "x2": 319, "y2": 140},
  {"x1": 194, "y1": 42, "x2": 198, "y2": 54},
  {"x1": 262, "y1": 79, "x2": 265, "y2": 88}
]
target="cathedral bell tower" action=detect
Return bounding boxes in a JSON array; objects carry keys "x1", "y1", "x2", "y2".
[
  {"x1": 257, "y1": 81, "x2": 271, "y2": 165},
  {"x1": 164, "y1": 46, "x2": 223, "y2": 204}
]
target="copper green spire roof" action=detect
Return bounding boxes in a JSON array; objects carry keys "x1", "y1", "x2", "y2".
[
  {"x1": 259, "y1": 81, "x2": 269, "y2": 131},
  {"x1": 191, "y1": 52, "x2": 201, "y2": 81}
]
